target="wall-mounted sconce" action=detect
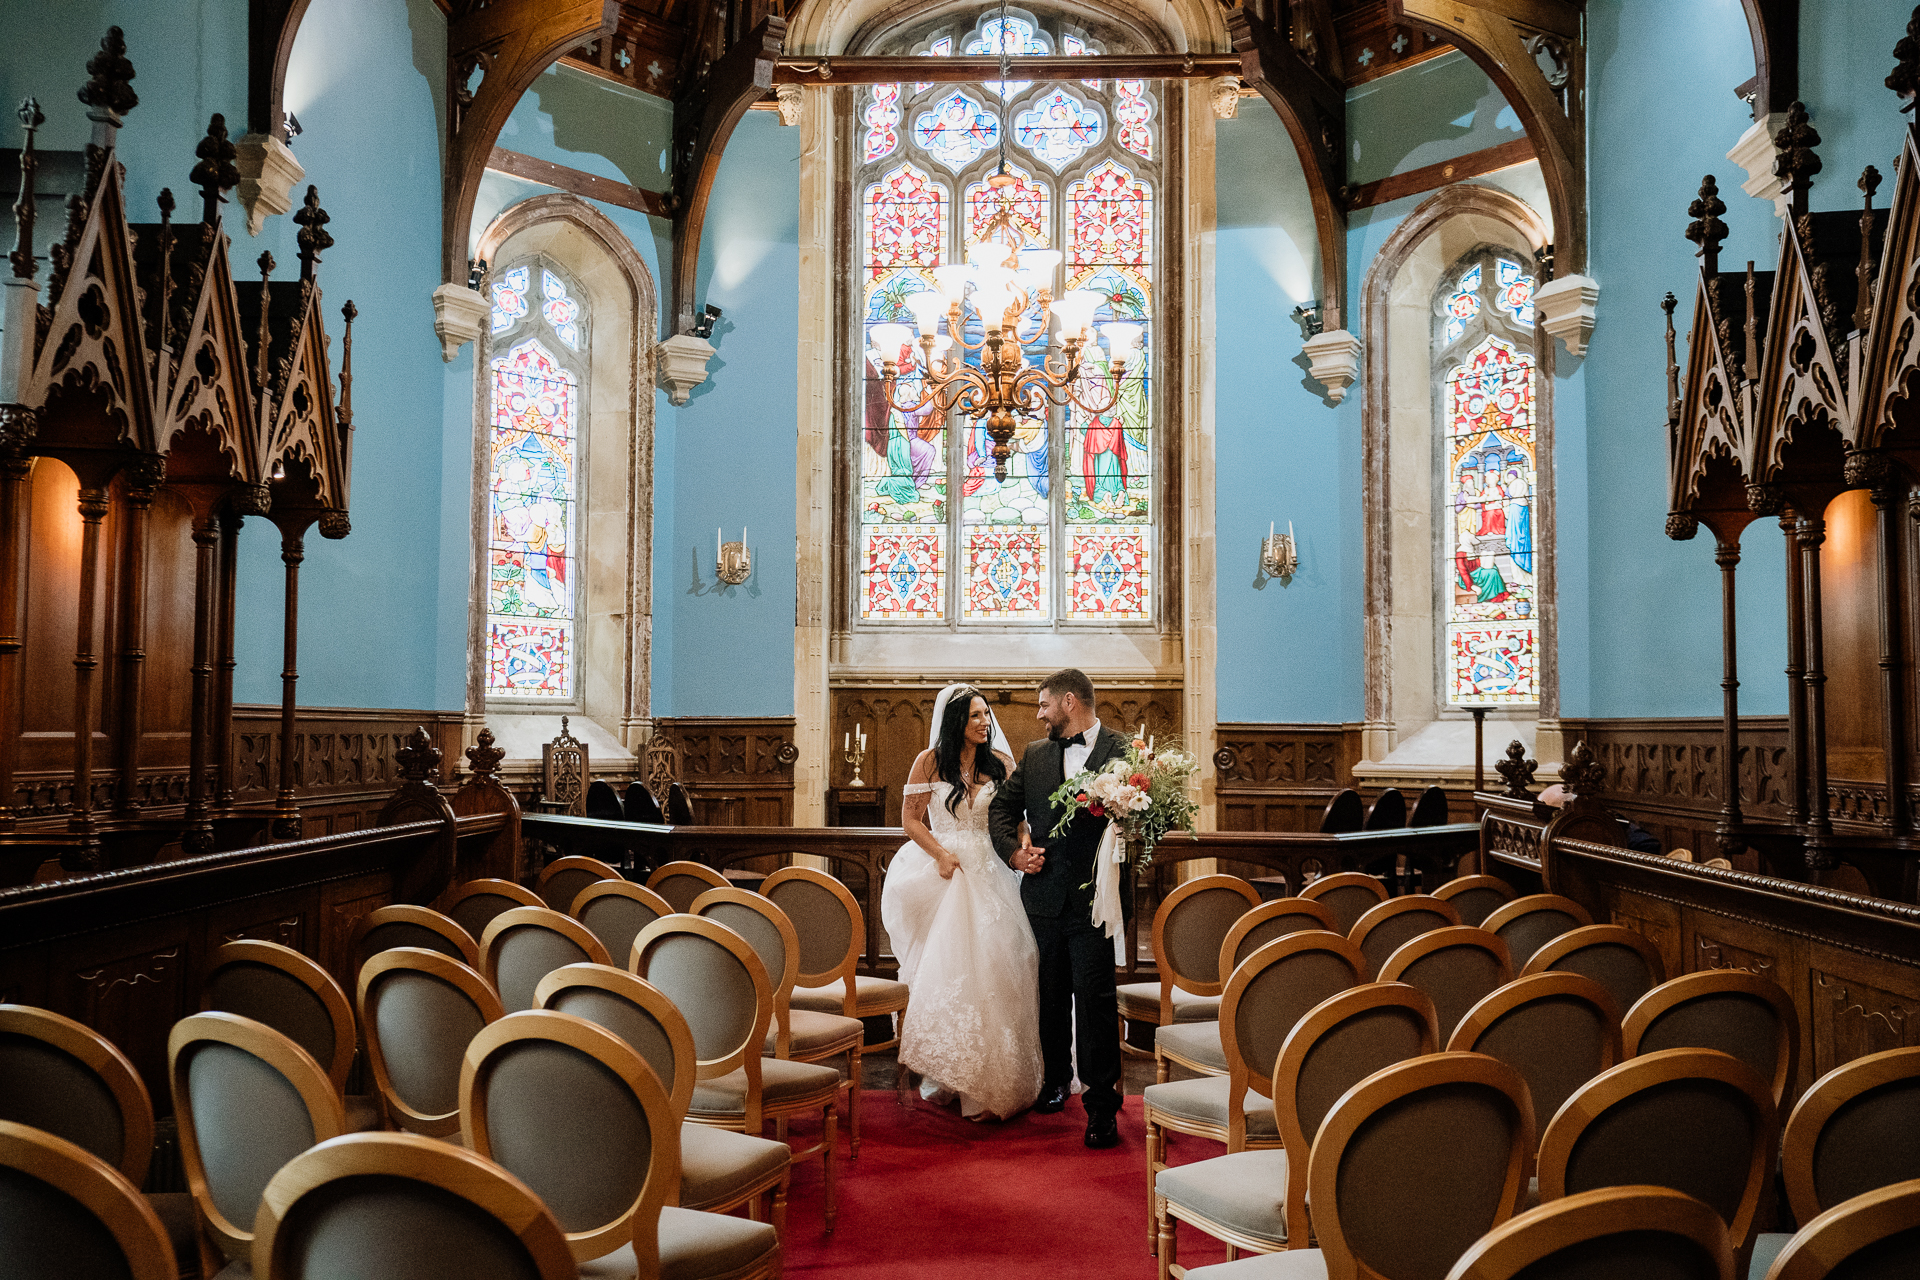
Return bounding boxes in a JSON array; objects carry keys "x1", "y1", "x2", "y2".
[
  {"x1": 716, "y1": 527, "x2": 751, "y2": 585},
  {"x1": 1290, "y1": 300, "x2": 1323, "y2": 339},
  {"x1": 1260, "y1": 521, "x2": 1298, "y2": 581},
  {"x1": 467, "y1": 258, "x2": 488, "y2": 291},
  {"x1": 691, "y1": 303, "x2": 722, "y2": 340},
  {"x1": 283, "y1": 112, "x2": 303, "y2": 147}
]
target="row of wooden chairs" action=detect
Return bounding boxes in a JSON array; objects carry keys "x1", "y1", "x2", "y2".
[{"x1": 1316, "y1": 785, "x2": 1453, "y2": 834}]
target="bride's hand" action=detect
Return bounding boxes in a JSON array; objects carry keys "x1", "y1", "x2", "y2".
[{"x1": 934, "y1": 850, "x2": 960, "y2": 879}]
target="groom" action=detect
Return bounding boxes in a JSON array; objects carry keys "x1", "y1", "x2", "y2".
[{"x1": 989, "y1": 668, "x2": 1130, "y2": 1148}]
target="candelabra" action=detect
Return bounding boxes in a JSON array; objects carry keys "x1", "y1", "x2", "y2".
[{"x1": 843, "y1": 724, "x2": 868, "y2": 788}]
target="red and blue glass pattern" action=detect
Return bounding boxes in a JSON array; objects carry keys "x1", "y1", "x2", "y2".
[
  {"x1": 963, "y1": 525, "x2": 1048, "y2": 618},
  {"x1": 1495, "y1": 258, "x2": 1535, "y2": 325},
  {"x1": 864, "y1": 83, "x2": 902, "y2": 161},
  {"x1": 1014, "y1": 88, "x2": 1103, "y2": 171},
  {"x1": 865, "y1": 163, "x2": 947, "y2": 279},
  {"x1": 1067, "y1": 160, "x2": 1151, "y2": 288},
  {"x1": 487, "y1": 337, "x2": 578, "y2": 698},
  {"x1": 489, "y1": 264, "x2": 529, "y2": 335},
  {"x1": 1443, "y1": 262, "x2": 1483, "y2": 343},
  {"x1": 540, "y1": 270, "x2": 582, "y2": 349},
  {"x1": 964, "y1": 14, "x2": 1050, "y2": 97},
  {"x1": 1114, "y1": 80, "x2": 1152, "y2": 159},
  {"x1": 486, "y1": 621, "x2": 572, "y2": 700},
  {"x1": 862, "y1": 528, "x2": 945, "y2": 618},
  {"x1": 913, "y1": 36, "x2": 953, "y2": 93},
  {"x1": 1061, "y1": 33, "x2": 1101, "y2": 87},
  {"x1": 1066, "y1": 528, "x2": 1149, "y2": 619},
  {"x1": 966, "y1": 166, "x2": 1049, "y2": 250},
  {"x1": 914, "y1": 90, "x2": 999, "y2": 171}
]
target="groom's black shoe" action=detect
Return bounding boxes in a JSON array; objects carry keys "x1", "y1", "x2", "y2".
[
  {"x1": 1034, "y1": 1083, "x2": 1069, "y2": 1114},
  {"x1": 1084, "y1": 1112, "x2": 1120, "y2": 1149}
]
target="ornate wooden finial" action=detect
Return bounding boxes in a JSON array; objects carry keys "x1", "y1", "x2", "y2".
[
  {"x1": 1858, "y1": 166, "x2": 1883, "y2": 333},
  {"x1": 1745, "y1": 481, "x2": 1786, "y2": 515},
  {"x1": 1495, "y1": 739, "x2": 1538, "y2": 799},
  {"x1": 337, "y1": 299, "x2": 356, "y2": 428},
  {"x1": 465, "y1": 727, "x2": 505, "y2": 778},
  {"x1": 253, "y1": 250, "x2": 275, "y2": 399},
  {"x1": 77, "y1": 27, "x2": 138, "y2": 121},
  {"x1": 1685, "y1": 175, "x2": 1728, "y2": 277},
  {"x1": 1666, "y1": 511, "x2": 1700, "y2": 541},
  {"x1": 293, "y1": 185, "x2": 332, "y2": 283},
  {"x1": 394, "y1": 726, "x2": 442, "y2": 783},
  {"x1": 1773, "y1": 101, "x2": 1823, "y2": 220},
  {"x1": 10, "y1": 99, "x2": 44, "y2": 280},
  {"x1": 189, "y1": 114, "x2": 238, "y2": 226},
  {"x1": 1662, "y1": 291, "x2": 1680, "y2": 423},
  {"x1": 1889, "y1": 7, "x2": 1920, "y2": 109},
  {"x1": 1560, "y1": 740, "x2": 1606, "y2": 797}
]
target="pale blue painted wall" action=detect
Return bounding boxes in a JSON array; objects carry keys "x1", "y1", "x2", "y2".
[{"x1": 1346, "y1": 51, "x2": 1527, "y2": 187}]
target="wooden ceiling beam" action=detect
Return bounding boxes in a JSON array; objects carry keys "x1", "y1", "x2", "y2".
[
  {"x1": 1738, "y1": 0, "x2": 1800, "y2": 118},
  {"x1": 247, "y1": 0, "x2": 314, "y2": 137},
  {"x1": 770, "y1": 53, "x2": 1244, "y2": 86}
]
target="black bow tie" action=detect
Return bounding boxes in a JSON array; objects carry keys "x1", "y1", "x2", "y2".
[{"x1": 1062, "y1": 732, "x2": 1087, "y2": 748}]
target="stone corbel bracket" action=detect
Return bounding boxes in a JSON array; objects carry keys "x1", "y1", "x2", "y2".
[
  {"x1": 1535, "y1": 273, "x2": 1601, "y2": 357},
  {"x1": 432, "y1": 282, "x2": 491, "y2": 363},
  {"x1": 655, "y1": 332, "x2": 716, "y2": 405},
  {"x1": 234, "y1": 131, "x2": 304, "y2": 237},
  {"x1": 1728, "y1": 113, "x2": 1790, "y2": 217},
  {"x1": 1303, "y1": 329, "x2": 1363, "y2": 403}
]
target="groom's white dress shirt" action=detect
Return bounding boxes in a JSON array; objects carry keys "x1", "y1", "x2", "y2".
[{"x1": 1063, "y1": 718, "x2": 1102, "y2": 777}]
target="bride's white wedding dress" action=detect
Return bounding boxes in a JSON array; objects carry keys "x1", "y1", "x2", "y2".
[{"x1": 881, "y1": 779, "x2": 1043, "y2": 1119}]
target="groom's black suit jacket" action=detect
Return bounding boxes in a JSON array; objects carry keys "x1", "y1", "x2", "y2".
[{"x1": 988, "y1": 726, "x2": 1133, "y2": 921}]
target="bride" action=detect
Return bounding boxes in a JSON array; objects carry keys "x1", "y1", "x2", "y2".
[{"x1": 881, "y1": 685, "x2": 1042, "y2": 1120}]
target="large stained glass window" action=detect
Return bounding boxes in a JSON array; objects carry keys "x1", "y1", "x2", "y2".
[
  {"x1": 486, "y1": 257, "x2": 586, "y2": 700},
  {"x1": 855, "y1": 9, "x2": 1158, "y2": 627},
  {"x1": 1437, "y1": 251, "x2": 1537, "y2": 706}
]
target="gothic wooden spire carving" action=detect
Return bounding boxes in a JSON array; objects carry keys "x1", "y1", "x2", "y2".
[
  {"x1": 190, "y1": 114, "x2": 238, "y2": 226},
  {"x1": 293, "y1": 185, "x2": 331, "y2": 283},
  {"x1": 77, "y1": 27, "x2": 138, "y2": 122},
  {"x1": 9, "y1": 99, "x2": 43, "y2": 281},
  {"x1": 1889, "y1": 5, "x2": 1920, "y2": 108},
  {"x1": 1858, "y1": 166, "x2": 1883, "y2": 333},
  {"x1": 1774, "y1": 101, "x2": 1823, "y2": 222},
  {"x1": 1686, "y1": 174, "x2": 1729, "y2": 277}
]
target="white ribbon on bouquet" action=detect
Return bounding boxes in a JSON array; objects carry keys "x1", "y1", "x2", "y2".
[{"x1": 1090, "y1": 822, "x2": 1128, "y2": 964}]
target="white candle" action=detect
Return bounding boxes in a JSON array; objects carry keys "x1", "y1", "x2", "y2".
[
  {"x1": 844, "y1": 731, "x2": 850, "y2": 750},
  {"x1": 741, "y1": 526, "x2": 747, "y2": 547},
  {"x1": 717, "y1": 526, "x2": 722, "y2": 562},
  {"x1": 1288, "y1": 520, "x2": 1295, "y2": 543},
  {"x1": 1269, "y1": 520, "x2": 1275, "y2": 541}
]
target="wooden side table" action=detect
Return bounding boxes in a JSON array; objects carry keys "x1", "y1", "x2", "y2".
[{"x1": 827, "y1": 785, "x2": 888, "y2": 827}]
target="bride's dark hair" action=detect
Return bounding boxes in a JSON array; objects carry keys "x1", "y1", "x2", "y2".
[{"x1": 934, "y1": 687, "x2": 1007, "y2": 815}]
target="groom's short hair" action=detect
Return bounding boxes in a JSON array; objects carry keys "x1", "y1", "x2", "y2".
[{"x1": 1039, "y1": 668, "x2": 1095, "y2": 709}]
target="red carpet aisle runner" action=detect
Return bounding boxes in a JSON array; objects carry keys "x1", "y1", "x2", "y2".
[{"x1": 780, "y1": 1092, "x2": 1232, "y2": 1278}]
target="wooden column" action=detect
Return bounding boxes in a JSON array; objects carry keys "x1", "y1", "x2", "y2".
[
  {"x1": 68, "y1": 480, "x2": 112, "y2": 851},
  {"x1": 272, "y1": 526, "x2": 304, "y2": 839},
  {"x1": 1714, "y1": 535, "x2": 1746, "y2": 854},
  {"x1": 1798, "y1": 513, "x2": 1834, "y2": 848},
  {"x1": 0, "y1": 446, "x2": 29, "y2": 829},
  {"x1": 113, "y1": 459, "x2": 164, "y2": 815},
  {"x1": 1780, "y1": 511, "x2": 1808, "y2": 831},
  {"x1": 1869, "y1": 466, "x2": 1911, "y2": 839},
  {"x1": 214, "y1": 506, "x2": 245, "y2": 808},
  {"x1": 182, "y1": 510, "x2": 221, "y2": 852}
]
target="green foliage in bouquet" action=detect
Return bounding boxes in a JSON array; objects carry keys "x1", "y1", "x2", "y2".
[{"x1": 1047, "y1": 734, "x2": 1200, "y2": 868}]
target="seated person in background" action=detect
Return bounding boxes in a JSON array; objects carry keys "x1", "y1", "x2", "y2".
[{"x1": 1538, "y1": 783, "x2": 1663, "y2": 855}]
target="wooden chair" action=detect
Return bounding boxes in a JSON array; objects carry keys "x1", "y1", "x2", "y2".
[
  {"x1": 1520, "y1": 924, "x2": 1667, "y2": 1018},
  {"x1": 538, "y1": 716, "x2": 588, "y2": 815},
  {"x1": 583, "y1": 779, "x2": 623, "y2": 820},
  {"x1": 1119, "y1": 875, "x2": 1261, "y2": 1061},
  {"x1": 1763, "y1": 1178, "x2": 1920, "y2": 1280},
  {"x1": 632, "y1": 915, "x2": 843, "y2": 1234},
  {"x1": 201, "y1": 940, "x2": 379, "y2": 1133},
  {"x1": 250, "y1": 1131, "x2": 576, "y2": 1280},
  {"x1": 568, "y1": 880, "x2": 674, "y2": 966},
  {"x1": 1623, "y1": 969, "x2": 1800, "y2": 1109},
  {"x1": 478, "y1": 906, "x2": 612, "y2": 1014},
  {"x1": 1317, "y1": 789, "x2": 1364, "y2": 834},
  {"x1": 356, "y1": 948, "x2": 504, "y2": 1137},
  {"x1": 348, "y1": 904, "x2": 480, "y2": 973},
  {"x1": 533, "y1": 964, "x2": 791, "y2": 1233},
  {"x1": 1538, "y1": 1048, "x2": 1778, "y2": 1269},
  {"x1": 1184, "y1": 1052, "x2": 1536, "y2": 1280},
  {"x1": 1447, "y1": 971, "x2": 1623, "y2": 1145},
  {"x1": 532, "y1": 854, "x2": 622, "y2": 914},
  {"x1": 0, "y1": 1119, "x2": 177, "y2": 1280},
  {"x1": 691, "y1": 886, "x2": 865, "y2": 1156},
  {"x1": 1157, "y1": 898, "x2": 1341, "y2": 1084},
  {"x1": 1363, "y1": 787, "x2": 1408, "y2": 830},
  {"x1": 1348, "y1": 893, "x2": 1462, "y2": 979},
  {"x1": 1409, "y1": 785, "x2": 1451, "y2": 828},
  {"x1": 1481, "y1": 894, "x2": 1594, "y2": 969},
  {"x1": 1141, "y1": 931, "x2": 1366, "y2": 1251},
  {"x1": 1444, "y1": 1185, "x2": 1734, "y2": 1280},
  {"x1": 443, "y1": 878, "x2": 544, "y2": 944},
  {"x1": 1378, "y1": 925, "x2": 1513, "y2": 1042},
  {"x1": 1298, "y1": 871, "x2": 1388, "y2": 932},
  {"x1": 460, "y1": 1010, "x2": 780, "y2": 1276},
  {"x1": 623, "y1": 782, "x2": 666, "y2": 824},
  {"x1": 645, "y1": 860, "x2": 730, "y2": 913},
  {"x1": 666, "y1": 782, "x2": 697, "y2": 825},
  {"x1": 1154, "y1": 983, "x2": 1440, "y2": 1280},
  {"x1": 168, "y1": 1012, "x2": 347, "y2": 1274},
  {"x1": 762, "y1": 866, "x2": 911, "y2": 1054},
  {"x1": 1433, "y1": 874, "x2": 1518, "y2": 927}
]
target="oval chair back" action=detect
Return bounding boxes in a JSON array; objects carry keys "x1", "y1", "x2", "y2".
[
  {"x1": 0, "y1": 1004, "x2": 154, "y2": 1184},
  {"x1": 1363, "y1": 787, "x2": 1408, "y2": 830},
  {"x1": 1780, "y1": 1046, "x2": 1920, "y2": 1228},
  {"x1": 666, "y1": 783, "x2": 696, "y2": 825},
  {"x1": 350, "y1": 905, "x2": 480, "y2": 973},
  {"x1": 623, "y1": 783, "x2": 666, "y2": 825},
  {"x1": 1219, "y1": 931, "x2": 1367, "y2": 1147},
  {"x1": 569, "y1": 881, "x2": 674, "y2": 971},
  {"x1": 357, "y1": 948, "x2": 505, "y2": 1137},
  {"x1": 1144, "y1": 875, "x2": 1260, "y2": 1023},
  {"x1": 535, "y1": 964, "x2": 696, "y2": 1119},
  {"x1": 584, "y1": 780, "x2": 624, "y2": 821},
  {"x1": 1409, "y1": 785, "x2": 1451, "y2": 828},
  {"x1": 1298, "y1": 871, "x2": 1389, "y2": 933},
  {"x1": 202, "y1": 940, "x2": 357, "y2": 1094},
  {"x1": 630, "y1": 916, "x2": 774, "y2": 1132},
  {"x1": 168, "y1": 1012, "x2": 347, "y2": 1266},
  {"x1": 1307, "y1": 1052, "x2": 1537, "y2": 1280},
  {"x1": 759, "y1": 866, "x2": 861, "y2": 994},
  {"x1": 479, "y1": 907, "x2": 612, "y2": 1014},
  {"x1": 0, "y1": 1119, "x2": 176, "y2": 1280},
  {"x1": 251, "y1": 1131, "x2": 576, "y2": 1280},
  {"x1": 1318, "y1": 788, "x2": 1364, "y2": 833},
  {"x1": 460, "y1": 1010, "x2": 675, "y2": 1264},
  {"x1": 1482, "y1": 894, "x2": 1595, "y2": 969},
  {"x1": 1434, "y1": 875, "x2": 1519, "y2": 927},
  {"x1": 690, "y1": 888, "x2": 800, "y2": 1051},
  {"x1": 1539, "y1": 1047, "x2": 1778, "y2": 1258},
  {"x1": 1624, "y1": 969, "x2": 1801, "y2": 1109},
  {"x1": 1378, "y1": 925, "x2": 1514, "y2": 1042},
  {"x1": 1521, "y1": 924, "x2": 1667, "y2": 1018},
  {"x1": 533, "y1": 856, "x2": 622, "y2": 914},
  {"x1": 444, "y1": 879, "x2": 544, "y2": 944},
  {"x1": 1764, "y1": 1178, "x2": 1920, "y2": 1280},
  {"x1": 1217, "y1": 897, "x2": 1340, "y2": 977},
  {"x1": 645, "y1": 861, "x2": 730, "y2": 913},
  {"x1": 1349, "y1": 894, "x2": 1463, "y2": 979},
  {"x1": 1443, "y1": 1185, "x2": 1734, "y2": 1280},
  {"x1": 1448, "y1": 971, "x2": 1624, "y2": 1146}
]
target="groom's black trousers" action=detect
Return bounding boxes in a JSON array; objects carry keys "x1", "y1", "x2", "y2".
[{"x1": 1030, "y1": 908, "x2": 1122, "y2": 1119}]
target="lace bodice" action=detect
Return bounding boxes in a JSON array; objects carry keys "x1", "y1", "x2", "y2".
[{"x1": 905, "y1": 780, "x2": 996, "y2": 841}]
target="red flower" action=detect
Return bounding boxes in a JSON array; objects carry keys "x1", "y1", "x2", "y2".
[
  {"x1": 1075, "y1": 792, "x2": 1088, "y2": 804},
  {"x1": 1129, "y1": 772, "x2": 1151, "y2": 790},
  {"x1": 1088, "y1": 803, "x2": 1106, "y2": 818}
]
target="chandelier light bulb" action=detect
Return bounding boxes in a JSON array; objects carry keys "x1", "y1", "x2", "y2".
[
  {"x1": 870, "y1": 322, "x2": 915, "y2": 360},
  {"x1": 932, "y1": 264, "x2": 972, "y2": 303},
  {"x1": 1053, "y1": 289, "x2": 1100, "y2": 337},
  {"x1": 905, "y1": 291, "x2": 948, "y2": 336},
  {"x1": 1018, "y1": 247, "x2": 1063, "y2": 279},
  {"x1": 1102, "y1": 321, "x2": 1143, "y2": 362}
]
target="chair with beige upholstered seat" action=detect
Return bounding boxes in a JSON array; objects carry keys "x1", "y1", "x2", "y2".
[
  {"x1": 1182, "y1": 1051, "x2": 1537, "y2": 1280},
  {"x1": 1623, "y1": 969, "x2": 1800, "y2": 1110},
  {"x1": 1433, "y1": 875, "x2": 1519, "y2": 927},
  {"x1": 761, "y1": 865, "x2": 911, "y2": 1054},
  {"x1": 459, "y1": 1010, "x2": 782, "y2": 1278},
  {"x1": 1377, "y1": 925, "x2": 1513, "y2": 1042},
  {"x1": 479, "y1": 906, "x2": 613, "y2": 1014},
  {"x1": 646, "y1": 860, "x2": 731, "y2": 913},
  {"x1": 356, "y1": 948, "x2": 504, "y2": 1138},
  {"x1": 1763, "y1": 1178, "x2": 1920, "y2": 1280},
  {"x1": 632, "y1": 913, "x2": 844, "y2": 1234},
  {"x1": 201, "y1": 940, "x2": 379, "y2": 1134},
  {"x1": 534, "y1": 963, "x2": 791, "y2": 1234},
  {"x1": 1520, "y1": 923, "x2": 1667, "y2": 1018},
  {"x1": 1348, "y1": 893, "x2": 1463, "y2": 980},
  {"x1": 1141, "y1": 930, "x2": 1367, "y2": 1251},
  {"x1": 1447, "y1": 971, "x2": 1622, "y2": 1148},
  {"x1": 0, "y1": 1118, "x2": 178, "y2": 1280},
  {"x1": 1480, "y1": 894, "x2": 1594, "y2": 970},
  {"x1": 1119, "y1": 876, "x2": 1261, "y2": 1063},
  {"x1": 348, "y1": 905, "x2": 480, "y2": 974},
  {"x1": 534, "y1": 855, "x2": 623, "y2": 914},
  {"x1": 1297, "y1": 871, "x2": 1388, "y2": 932},
  {"x1": 1444, "y1": 1185, "x2": 1735, "y2": 1280},
  {"x1": 568, "y1": 880, "x2": 674, "y2": 968},
  {"x1": 1155, "y1": 983, "x2": 1441, "y2": 1280},
  {"x1": 168, "y1": 1012, "x2": 347, "y2": 1277},
  {"x1": 443, "y1": 878, "x2": 545, "y2": 945},
  {"x1": 692, "y1": 886, "x2": 866, "y2": 1156},
  {"x1": 250, "y1": 1131, "x2": 577, "y2": 1280}
]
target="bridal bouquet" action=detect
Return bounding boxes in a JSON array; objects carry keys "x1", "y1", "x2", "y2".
[{"x1": 1047, "y1": 730, "x2": 1200, "y2": 869}]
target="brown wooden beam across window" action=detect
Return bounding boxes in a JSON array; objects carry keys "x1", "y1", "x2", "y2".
[
  {"x1": 486, "y1": 146, "x2": 673, "y2": 219},
  {"x1": 1342, "y1": 137, "x2": 1535, "y2": 211},
  {"x1": 771, "y1": 53, "x2": 1245, "y2": 86}
]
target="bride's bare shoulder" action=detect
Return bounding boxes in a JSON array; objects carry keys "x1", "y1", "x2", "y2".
[{"x1": 908, "y1": 748, "x2": 939, "y2": 781}]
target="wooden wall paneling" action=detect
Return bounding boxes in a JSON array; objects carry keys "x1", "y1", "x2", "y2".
[
  {"x1": 1820, "y1": 489, "x2": 1885, "y2": 786},
  {"x1": 224, "y1": 707, "x2": 466, "y2": 837},
  {"x1": 1213, "y1": 723, "x2": 1349, "y2": 837},
  {"x1": 651, "y1": 716, "x2": 797, "y2": 828},
  {"x1": 1567, "y1": 717, "x2": 1793, "y2": 860},
  {"x1": 52, "y1": 917, "x2": 192, "y2": 1104}
]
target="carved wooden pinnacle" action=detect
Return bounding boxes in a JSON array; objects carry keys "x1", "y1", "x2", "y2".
[
  {"x1": 190, "y1": 114, "x2": 238, "y2": 225},
  {"x1": 395, "y1": 726, "x2": 442, "y2": 783},
  {"x1": 1495, "y1": 740, "x2": 1537, "y2": 799},
  {"x1": 77, "y1": 27, "x2": 138, "y2": 118}
]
